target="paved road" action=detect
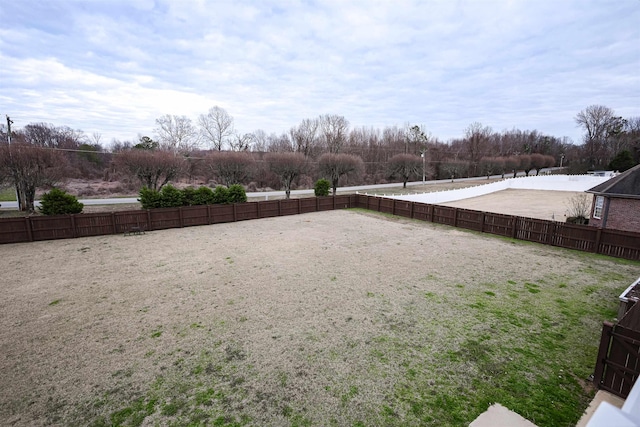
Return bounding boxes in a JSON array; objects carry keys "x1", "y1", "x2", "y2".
[{"x1": 0, "y1": 169, "x2": 552, "y2": 209}]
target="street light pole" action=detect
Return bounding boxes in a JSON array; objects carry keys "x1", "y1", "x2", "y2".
[
  {"x1": 560, "y1": 154, "x2": 565, "y2": 168},
  {"x1": 420, "y1": 151, "x2": 426, "y2": 183}
]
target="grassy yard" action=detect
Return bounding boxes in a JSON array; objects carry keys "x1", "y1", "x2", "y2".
[{"x1": 0, "y1": 210, "x2": 637, "y2": 427}]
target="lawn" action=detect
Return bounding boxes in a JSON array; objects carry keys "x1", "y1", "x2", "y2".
[{"x1": 0, "y1": 209, "x2": 637, "y2": 427}]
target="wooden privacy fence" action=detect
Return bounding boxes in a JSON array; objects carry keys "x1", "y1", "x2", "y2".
[
  {"x1": 0, "y1": 195, "x2": 354, "y2": 244},
  {"x1": 355, "y1": 195, "x2": 640, "y2": 261},
  {"x1": 593, "y1": 302, "x2": 640, "y2": 398},
  {"x1": 0, "y1": 194, "x2": 639, "y2": 261}
]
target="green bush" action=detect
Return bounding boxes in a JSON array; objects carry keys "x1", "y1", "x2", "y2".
[
  {"x1": 227, "y1": 184, "x2": 247, "y2": 203},
  {"x1": 38, "y1": 188, "x2": 84, "y2": 215},
  {"x1": 194, "y1": 186, "x2": 215, "y2": 205},
  {"x1": 138, "y1": 187, "x2": 162, "y2": 209},
  {"x1": 213, "y1": 186, "x2": 229, "y2": 204},
  {"x1": 314, "y1": 179, "x2": 330, "y2": 197},
  {"x1": 159, "y1": 185, "x2": 185, "y2": 208}
]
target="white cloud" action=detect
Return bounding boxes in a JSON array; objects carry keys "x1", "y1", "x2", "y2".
[{"x1": 1, "y1": 0, "x2": 638, "y2": 145}]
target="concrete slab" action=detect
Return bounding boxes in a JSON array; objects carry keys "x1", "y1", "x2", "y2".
[
  {"x1": 576, "y1": 390, "x2": 625, "y2": 427},
  {"x1": 469, "y1": 403, "x2": 538, "y2": 427}
]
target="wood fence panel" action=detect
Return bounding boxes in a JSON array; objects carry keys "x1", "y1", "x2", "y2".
[
  {"x1": 149, "y1": 208, "x2": 181, "y2": 230},
  {"x1": 30, "y1": 216, "x2": 74, "y2": 241},
  {"x1": 516, "y1": 218, "x2": 550, "y2": 243},
  {"x1": 599, "y1": 229, "x2": 640, "y2": 260},
  {"x1": 299, "y1": 198, "x2": 318, "y2": 213},
  {"x1": 599, "y1": 325, "x2": 640, "y2": 398},
  {"x1": 210, "y1": 204, "x2": 235, "y2": 223},
  {"x1": 280, "y1": 199, "x2": 300, "y2": 216},
  {"x1": 114, "y1": 211, "x2": 150, "y2": 233},
  {"x1": 74, "y1": 213, "x2": 116, "y2": 237},
  {"x1": 333, "y1": 195, "x2": 352, "y2": 209},
  {"x1": 355, "y1": 194, "x2": 370, "y2": 209},
  {"x1": 258, "y1": 200, "x2": 280, "y2": 218},
  {"x1": 235, "y1": 203, "x2": 259, "y2": 221},
  {"x1": 316, "y1": 197, "x2": 335, "y2": 211},
  {"x1": 393, "y1": 200, "x2": 412, "y2": 218},
  {"x1": 378, "y1": 198, "x2": 394, "y2": 214},
  {"x1": 0, "y1": 218, "x2": 31, "y2": 243},
  {"x1": 411, "y1": 202, "x2": 430, "y2": 222},
  {"x1": 483, "y1": 213, "x2": 514, "y2": 237},
  {"x1": 456, "y1": 209, "x2": 483, "y2": 231},
  {"x1": 432, "y1": 206, "x2": 455, "y2": 226},
  {"x1": 181, "y1": 206, "x2": 209, "y2": 227},
  {"x1": 551, "y1": 223, "x2": 596, "y2": 252}
]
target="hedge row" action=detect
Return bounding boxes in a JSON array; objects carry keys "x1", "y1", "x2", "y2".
[{"x1": 139, "y1": 185, "x2": 247, "y2": 209}]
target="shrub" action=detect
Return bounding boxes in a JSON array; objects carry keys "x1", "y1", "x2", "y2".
[
  {"x1": 213, "y1": 186, "x2": 229, "y2": 204},
  {"x1": 138, "y1": 187, "x2": 162, "y2": 209},
  {"x1": 38, "y1": 188, "x2": 84, "y2": 215},
  {"x1": 314, "y1": 179, "x2": 330, "y2": 196},
  {"x1": 193, "y1": 186, "x2": 215, "y2": 205},
  {"x1": 227, "y1": 184, "x2": 247, "y2": 203},
  {"x1": 159, "y1": 184, "x2": 184, "y2": 208}
]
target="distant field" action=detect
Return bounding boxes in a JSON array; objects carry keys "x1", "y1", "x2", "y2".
[{"x1": 1, "y1": 210, "x2": 637, "y2": 426}]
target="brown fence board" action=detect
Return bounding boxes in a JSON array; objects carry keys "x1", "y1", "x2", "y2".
[
  {"x1": 236, "y1": 203, "x2": 259, "y2": 221},
  {"x1": 0, "y1": 218, "x2": 30, "y2": 243},
  {"x1": 551, "y1": 223, "x2": 597, "y2": 252},
  {"x1": 149, "y1": 208, "x2": 181, "y2": 230},
  {"x1": 30, "y1": 216, "x2": 74, "y2": 241},
  {"x1": 599, "y1": 229, "x2": 640, "y2": 261},
  {"x1": 393, "y1": 200, "x2": 412, "y2": 218},
  {"x1": 432, "y1": 206, "x2": 455, "y2": 226},
  {"x1": 280, "y1": 199, "x2": 300, "y2": 216},
  {"x1": 456, "y1": 208, "x2": 483, "y2": 232},
  {"x1": 75, "y1": 213, "x2": 116, "y2": 237},
  {"x1": 181, "y1": 206, "x2": 209, "y2": 227},
  {"x1": 483, "y1": 213, "x2": 514, "y2": 237},
  {"x1": 114, "y1": 211, "x2": 149, "y2": 233}
]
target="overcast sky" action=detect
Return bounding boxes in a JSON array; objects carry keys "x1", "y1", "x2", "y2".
[{"x1": 1, "y1": 0, "x2": 639, "y2": 146}]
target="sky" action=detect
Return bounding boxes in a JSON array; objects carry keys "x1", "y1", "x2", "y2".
[{"x1": 1, "y1": 0, "x2": 639, "y2": 147}]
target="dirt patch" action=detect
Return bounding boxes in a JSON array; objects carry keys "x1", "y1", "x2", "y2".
[
  {"x1": 0, "y1": 210, "x2": 636, "y2": 426},
  {"x1": 440, "y1": 189, "x2": 590, "y2": 221}
]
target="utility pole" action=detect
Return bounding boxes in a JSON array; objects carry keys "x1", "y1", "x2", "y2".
[
  {"x1": 6, "y1": 115, "x2": 12, "y2": 144},
  {"x1": 6, "y1": 115, "x2": 21, "y2": 210}
]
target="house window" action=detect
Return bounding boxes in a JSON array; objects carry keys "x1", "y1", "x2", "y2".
[{"x1": 594, "y1": 196, "x2": 604, "y2": 219}]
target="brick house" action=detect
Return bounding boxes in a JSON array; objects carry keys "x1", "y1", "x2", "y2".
[{"x1": 586, "y1": 164, "x2": 640, "y2": 232}]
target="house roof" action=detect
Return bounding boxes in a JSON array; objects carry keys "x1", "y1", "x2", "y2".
[{"x1": 586, "y1": 164, "x2": 640, "y2": 199}]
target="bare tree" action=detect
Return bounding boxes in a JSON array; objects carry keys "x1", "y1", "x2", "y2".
[
  {"x1": 464, "y1": 122, "x2": 492, "y2": 177},
  {"x1": 519, "y1": 154, "x2": 532, "y2": 176},
  {"x1": 265, "y1": 152, "x2": 308, "y2": 199},
  {"x1": 229, "y1": 132, "x2": 253, "y2": 151},
  {"x1": 154, "y1": 115, "x2": 199, "y2": 152},
  {"x1": 440, "y1": 160, "x2": 470, "y2": 181},
  {"x1": 205, "y1": 151, "x2": 253, "y2": 187},
  {"x1": 290, "y1": 118, "x2": 319, "y2": 157},
  {"x1": 575, "y1": 105, "x2": 616, "y2": 168},
  {"x1": 387, "y1": 153, "x2": 422, "y2": 188},
  {"x1": 565, "y1": 193, "x2": 591, "y2": 224},
  {"x1": 479, "y1": 157, "x2": 505, "y2": 179},
  {"x1": 504, "y1": 156, "x2": 520, "y2": 178},
  {"x1": 319, "y1": 114, "x2": 349, "y2": 154},
  {"x1": 114, "y1": 149, "x2": 184, "y2": 191},
  {"x1": 318, "y1": 153, "x2": 364, "y2": 195},
  {"x1": 198, "y1": 106, "x2": 234, "y2": 151},
  {"x1": 252, "y1": 129, "x2": 268, "y2": 152},
  {"x1": 22, "y1": 123, "x2": 85, "y2": 149},
  {"x1": 0, "y1": 142, "x2": 68, "y2": 211}
]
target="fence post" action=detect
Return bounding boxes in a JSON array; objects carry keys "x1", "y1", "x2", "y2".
[
  {"x1": 233, "y1": 203, "x2": 237, "y2": 221},
  {"x1": 595, "y1": 228, "x2": 603, "y2": 254},
  {"x1": 376, "y1": 197, "x2": 381, "y2": 212},
  {"x1": 316, "y1": 197, "x2": 319, "y2": 212},
  {"x1": 546, "y1": 222, "x2": 555, "y2": 246},
  {"x1": 298, "y1": 198, "x2": 301, "y2": 214},
  {"x1": 278, "y1": 200, "x2": 282, "y2": 216},
  {"x1": 479, "y1": 213, "x2": 485, "y2": 233},
  {"x1": 392, "y1": 200, "x2": 396, "y2": 216},
  {"x1": 179, "y1": 207, "x2": 184, "y2": 227},
  {"x1": 333, "y1": 196, "x2": 336, "y2": 210},
  {"x1": 428, "y1": 204, "x2": 434, "y2": 222},
  {"x1": 593, "y1": 321, "x2": 614, "y2": 389},
  {"x1": 147, "y1": 210, "x2": 152, "y2": 231},
  {"x1": 25, "y1": 217, "x2": 33, "y2": 242},
  {"x1": 410, "y1": 202, "x2": 415, "y2": 219},
  {"x1": 453, "y1": 208, "x2": 458, "y2": 227},
  {"x1": 511, "y1": 217, "x2": 518, "y2": 239},
  {"x1": 111, "y1": 212, "x2": 117, "y2": 234},
  {"x1": 207, "y1": 205, "x2": 212, "y2": 224},
  {"x1": 70, "y1": 214, "x2": 77, "y2": 238}
]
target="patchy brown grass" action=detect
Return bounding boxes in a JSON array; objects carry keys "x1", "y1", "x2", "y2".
[{"x1": 0, "y1": 210, "x2": 636, "y2": 426}]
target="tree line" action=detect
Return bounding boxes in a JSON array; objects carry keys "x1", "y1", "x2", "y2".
[{"x1": 1, "y1": 105, "x2": 638, "y2": 211}]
